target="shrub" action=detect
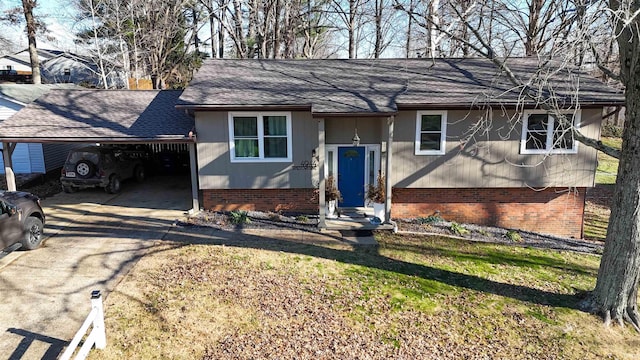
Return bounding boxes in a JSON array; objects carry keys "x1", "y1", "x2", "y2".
[
  {"x1": 325, "y1": 175, "x2": 342, "y2": 202},
  {"x1": 366, "y1": 172, "x2": 386, "y2": 203},
  {"x1": 417, "y1": 213, "x2": 444, "y2": 224},
  {"x1": 506, "y1": 230, "x2": 522, "y2": 242},
  {"x1": 268, "y1": 212, "x2": 281, "y2": 221},
  {"x1": 229, "y1": 210, "x2": 251, "y2": 225},
  {"x1": 296, "y1": 215, "x2": 309, "y2": 223},
  {"x1": 450, "y1": 222, "x2": 469, "y2": 236},
  {"x1": 312, "y1": 175, "x2": 342, "y2": 202}
]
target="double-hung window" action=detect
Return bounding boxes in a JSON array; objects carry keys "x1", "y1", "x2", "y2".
[
  {"x1": 415, "y1": 110, "x2": 447, "y2": 155},
  {"x1": 228, "y1": 112, "x2": 292, "y2": 162},
  {"x1": 520, "y1": 110, "x2": 579, "y2": 154}
]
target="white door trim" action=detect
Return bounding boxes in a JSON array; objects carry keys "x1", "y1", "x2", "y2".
[{"x1": 325, "y1": 144, "x2": 380, "y2": 207}]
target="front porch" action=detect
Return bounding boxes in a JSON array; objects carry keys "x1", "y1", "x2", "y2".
[{"x1": 317, "y1": 116, "x2": 395, "y2": 231}]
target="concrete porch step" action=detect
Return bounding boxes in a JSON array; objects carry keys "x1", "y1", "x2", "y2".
[{"x1": 323, "y1": 207, "x2": 396, "y2": 231}]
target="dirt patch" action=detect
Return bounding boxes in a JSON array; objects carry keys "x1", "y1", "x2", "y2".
[
  {"x1": 0, "y1": 171, "x2": 62, "y2": 199},
  {"x1": 181, "y1": 210, "x2": 320, "y2": 232}
]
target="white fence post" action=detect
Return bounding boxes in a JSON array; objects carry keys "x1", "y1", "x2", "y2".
[
  {"x1": 91, "y1": 290, "x2": 106, "y2": 349},
  {"x1": 59, "y1": 290, "x2": 107, "y2": 360}
]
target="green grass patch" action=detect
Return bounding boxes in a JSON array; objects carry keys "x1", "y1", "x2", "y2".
[
  {"x1": 584, "y1": 211, "x2": 610, "y2": 242},
  {"x1": 596, "y1": 137, "x2": 621, "y2": 185}
]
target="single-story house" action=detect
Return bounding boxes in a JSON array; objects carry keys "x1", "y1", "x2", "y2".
[
  {"x1": 0, "y1": 58, "x2": 624, "y2": 238},
  {"x1": 176, "y1": 58, "x2": 623, "y2": 238},
  {"x1": 0, "y1": 84, "x2": 83, "y2": 174},
  {"x1": 0, "y1": 48, "x2": 121, "y2": 87}
]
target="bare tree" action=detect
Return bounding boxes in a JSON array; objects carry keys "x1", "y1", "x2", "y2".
[
  {"x1": 201, "y1": 0, "x2": 333, "y2": 59},
  {"x1": 397, "y1": 0, "x2": 640, "y2": 331},
  {"x1": 583, "y1": 0, "x2": 640, "y2": 331},
  {"x1": 21, "y1": 0, "x2": 41, "y2": 84},
  {"x1": 77, "y1": 0, "x2": 204, "y2": 88},
  {"x1": 329, "y1": 0, "x2": 370, "y2": 58}
]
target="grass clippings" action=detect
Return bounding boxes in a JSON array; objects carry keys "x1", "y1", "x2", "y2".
[{"x1": 90, "y1": 230, "x2": 639, "y2": 360}]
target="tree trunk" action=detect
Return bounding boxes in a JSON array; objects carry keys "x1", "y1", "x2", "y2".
[
  {"x1": 405, "y1": 0, "x2": 413, "y2": 58},
  {"x1": 273, "y1": 0, "x2": 281, "y2": 59},
  {"x1": 374, "y1": 0, "x2": 382, "y2": 58},
  {"x1": 218, "y1": 0, "x2": 225, "y2": 58},
  {"x1": 585, "y1": 0, "x2": 640, "y2": 331},
  {"x1": 89, "y1": 0, "x2": 109, "y2": 89},
  {"x1": 348, "y1": 0, "x2": 355, "y2": 59},
  {"x1": 22, "y1": 0, "x2": 40, "y2": 84}
]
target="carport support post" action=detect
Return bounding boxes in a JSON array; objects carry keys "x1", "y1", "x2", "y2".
[
  {"x1": 188, "y1": 142, "x2": 200, "y2": 213},
  {"x1": 384, "y1": 116, "x2": 394, "y2": 223},
  {"x1": 2, "y1": 142, "x2": 17, "y2": 191}
]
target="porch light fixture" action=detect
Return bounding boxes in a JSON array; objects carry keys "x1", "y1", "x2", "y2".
[{"x1": 352, "y1": 128, "x2": 360, "y2": 146}]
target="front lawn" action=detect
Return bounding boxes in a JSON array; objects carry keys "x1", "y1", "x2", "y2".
[{"x1": 89, "y1": 230, "x2": 638, "y2": 359}]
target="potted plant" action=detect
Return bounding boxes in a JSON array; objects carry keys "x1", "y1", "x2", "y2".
[
  {"x1": 325, "y1": 175, "x2": 342, "y2": 218},
  {"x1": 366, "y1": 172, "x2": 386, "y2": 220}
]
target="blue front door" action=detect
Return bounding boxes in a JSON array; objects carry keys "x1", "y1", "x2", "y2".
[{"x1": 338, "y1": 146, "x2": 365, "y2": 207}]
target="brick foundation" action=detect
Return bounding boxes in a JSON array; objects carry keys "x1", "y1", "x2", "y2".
[
  {"x1": 202, "y1": 188, "x2": 318, "y2": 213},
  {"x1": 392, "y1": 187, "x2": 586, "y2": 238},
  {"x1": 202, "y1": 187, "x2": 586, "y2": 238}
]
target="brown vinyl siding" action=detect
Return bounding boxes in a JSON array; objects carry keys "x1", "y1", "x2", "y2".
[
  {"x1": 195, "y1": 111, "x2": 318, "y2": 189},
  {"x1": 196, "y1": 107, "x2": 601, "y2": 191},
  {"x1": 325, "y1": 117, "x2": 383, "y2": 144},
  {"x1": 391, "y1": 108, "x2": 600, "y2": 188}
]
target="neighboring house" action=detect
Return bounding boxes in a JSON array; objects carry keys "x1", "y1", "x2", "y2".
[
  {"x1": 0, "y1": 48, "x2": 120, "y2": 87},
  {"x1": 0, "y1": 84, "x2": 82, "y2": 174},
  {"x1": 176, "y1": 58, "x2": 624, "y2": 238}
]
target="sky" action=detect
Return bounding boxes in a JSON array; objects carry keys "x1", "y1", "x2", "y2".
[{"x1": 0, "y1": 0, "x2": 80, "y2": 54}]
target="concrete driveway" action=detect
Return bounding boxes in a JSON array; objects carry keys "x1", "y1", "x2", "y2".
[{"x1": 0, "y1": 176, "x2": 191, "y2": 359}]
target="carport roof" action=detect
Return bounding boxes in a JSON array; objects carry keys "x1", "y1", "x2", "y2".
[{"x1": 0, "y1": 89, "x2": 195, "y2": 143}]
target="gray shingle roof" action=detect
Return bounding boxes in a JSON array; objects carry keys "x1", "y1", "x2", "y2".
[
  {"x1": 0, "y1": 90, "x2": 194, "y2": 142},
  {"x1": 178, "y1": 58, "x2": 624, "y2": 115},
  {"x1": 0, "y1": 83, "x2": 81, "y2": 104}
]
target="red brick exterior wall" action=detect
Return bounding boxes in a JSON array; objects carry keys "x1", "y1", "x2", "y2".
[
  {"x1": 202, "y1": 187, "x2": 586, "y2": 238},
  {"x1": 202, "y1": 189, "x2": 318, "y2": 213},
  {"x1": 392, "y1": 187, "x2": 586, "y2": 238}
]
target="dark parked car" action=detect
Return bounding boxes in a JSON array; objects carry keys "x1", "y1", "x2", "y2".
[
  {"x1": 0, "y1": 191, "x2": 45, "y2": 252},
  {"x1": 60, "y1": 145, "x2": 149, "y2": 193}
]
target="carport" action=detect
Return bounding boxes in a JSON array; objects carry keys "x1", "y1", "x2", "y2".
[{"x1": 0, "y1": 89, "x2": 199, "y2": 211}]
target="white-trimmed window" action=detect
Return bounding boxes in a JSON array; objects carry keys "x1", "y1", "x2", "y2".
[
  {"x1": 415, "y1": 110, "x2": 447, "y2": 155},
  {"x1": 228, "y1": 112, "x2": 293, "y2": 162},
  {"x1": 520, "y1": 110, "x2": 580, "y2": 154}
]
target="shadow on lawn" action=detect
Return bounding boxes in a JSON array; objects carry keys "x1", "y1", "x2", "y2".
[{"x1": 167, "y1": 227, "x2": 585, "y2": 310}]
